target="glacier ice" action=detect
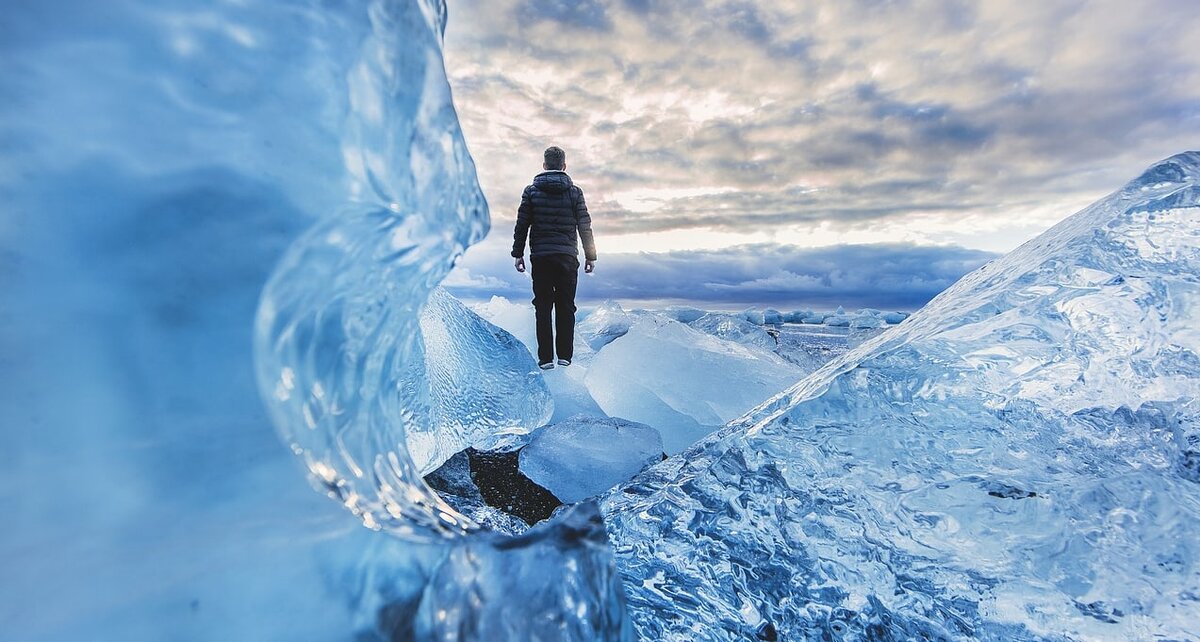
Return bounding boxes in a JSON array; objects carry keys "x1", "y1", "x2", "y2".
[
  {"x1": 601, "y1": 152, "x2": 1200, "y2": 641},
  {"x1": 585, "y1": 316, "x2": 804, "y2": 453},
  {"x1": 519, "y1": 414, "x2": 664, "y2": 503},
  {"x1": 784, "y1": 309, "x2": 814, "y2": 323},
  {"x1": 739, "y1": 308, "x2": 767, "y2": 325}
]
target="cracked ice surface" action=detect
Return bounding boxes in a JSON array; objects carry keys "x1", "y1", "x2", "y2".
[{"x1": 601, "y1": 153, "x2": 1200, "y2": 641}]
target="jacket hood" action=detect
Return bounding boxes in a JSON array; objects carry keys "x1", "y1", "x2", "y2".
[{"x1": 532, "y1": 170, "x2": 573, "y2": 194}]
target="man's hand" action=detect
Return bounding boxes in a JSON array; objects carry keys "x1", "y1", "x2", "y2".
[
  {"x1": 514, "y1": 257, "x2": 526, "y2": 273},
  {"x1": 584, "y1": 259, "x2": 595, "y2": 274}
]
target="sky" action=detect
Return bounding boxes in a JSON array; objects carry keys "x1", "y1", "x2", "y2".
[{"x1": 441, "y1": 0, "x2": 1200, "y2": 310}]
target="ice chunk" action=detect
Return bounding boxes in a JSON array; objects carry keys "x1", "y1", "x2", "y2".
[
  {"x1": 601, "y1": 152, "x2": 1200, "y2": 641},
  {"x1": 738, "y1": 308, "x2": 766, "y2": 325},
  {"x1": 338, "y1": 503, "x2": 632, "y2": 640},
  {"x1": 660, "y1": 305, "x2": 707, "y2": 323},
  {"x1": 576, "y1": 299, "x2": 640, "y2": 350},
  {"x1": 585, "y1": 316, "x2": 802, "y2": 452},
  {"x1": 762, "y1": 308, "x2": 784, "y2": 325},
  {"x1": 783, "y1": 309, "x2": 813, "y2": 323},
  {"x1": 519, "y1": 414, "x2": 663, "y2": 503},
  {"x1": 688, "y1": 312, "x2": 777, "y2": 350},
  {"x1": 416, "y1": 288, "x2": 553, "y2": 470},
  {"x1": 473, "y1": 295, "x2": 539, "y2": 352},
  {"x1": 472, "y1": 295, "x2": 607, "y2": 424},
  {"x1": 882, "y1": 310, "x2": 909, "y2": 324},
  {"x1": 822, "y1": 310, "x2": 852, "y2": 326},
  {"x1": 541, "y1": 353, "x2": 608, "y2": 423}
]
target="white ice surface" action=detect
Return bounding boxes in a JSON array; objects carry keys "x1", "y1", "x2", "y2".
[
  {"x1": 585, "y1": 316, "x2": 803, "y2": 453},
  {"x1": 519, "y1": 414, "x2": 663, "y2": 503}
]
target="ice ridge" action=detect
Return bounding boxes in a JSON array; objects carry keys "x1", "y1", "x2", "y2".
[{"x1": 601, "y1": 152, "x2": 1200, "y2": 641}]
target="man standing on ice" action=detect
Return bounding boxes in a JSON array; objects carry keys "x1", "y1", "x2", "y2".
[{"x1": 511, "y1": 146, "x2": 598, "y2": 370}]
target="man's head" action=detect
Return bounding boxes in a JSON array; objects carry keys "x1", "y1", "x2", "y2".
[{"x1": 543, "y1": 146, "x2": 566, "y2": 171}]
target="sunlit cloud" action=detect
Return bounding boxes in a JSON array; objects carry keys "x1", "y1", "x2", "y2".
[{"x1": 444, "y1": 0, "x2": 1200, "y2": 307}]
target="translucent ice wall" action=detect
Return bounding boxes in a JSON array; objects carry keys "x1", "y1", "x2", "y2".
[
  {"x1": 251, "y1": 0, "x2": 491, "y2": 537},
  {"x1": 2, "y1": 0, "x2": 627, "y2": 639},
  {"x1": 602, "y1": 153, "x2": 1200, "y2": 641}
]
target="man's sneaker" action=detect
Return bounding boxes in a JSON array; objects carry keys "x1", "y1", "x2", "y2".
[
  {"x1": 538, "y1": 362, "x2": 555, "y2": 370},
  {"x1": 557, "y1": 359, "x2": 571, "y2": 367}
]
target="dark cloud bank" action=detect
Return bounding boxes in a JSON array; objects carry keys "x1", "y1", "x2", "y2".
[{"x1": 446, "y1": 241, "x2": 997, "y2": 311}]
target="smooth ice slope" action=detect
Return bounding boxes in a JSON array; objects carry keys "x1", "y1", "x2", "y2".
[
  {"x1": 601, "y1": 153, "x2": 1200, "y2": 641},
  {"x1": 586, "y1": 316, "x2": 803, "y2": 453},
  {"x1": 519, "y1": 414, "x2": 664, "y2": 503}
]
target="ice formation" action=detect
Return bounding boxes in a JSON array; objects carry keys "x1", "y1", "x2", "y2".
[
  {"x1": 739, "y1": 308, "x2": 767, "y2": 325},
  {"x1": 2, "y1": 0, "x2": 630, "y2": 639},
  {"x1": 473, "y1": 295, "x2": 607, "y2": 422},
  {"x1": 602, "y1": 153, "x2": 1200, "y2": 641},
  {"x1": 783, "y1": 309, "x2": 813, "y2": 323},
  {"x1": 519, "y1": 414, "x2": 664, "y2": 503},
  {"x1": 661, "y1": 305, "x2": 708, "y2": 323},
  {"x1": 250, "y1": 0, "x2": 631, "y2": 637},
  {"x1": 1, "y1": 0, "x2": 388, "y2": 638},
  {"x1": 576, "y1": 299, "x2": 643, "y2": 350},
  {"x1": 689, "y1": 312, "x2": 778, "y2": 350},
  {"x1": 417, "y1": 287, "x2": 552, "y2": 469},
  {"x1": 586, "y1": 316, "x2": 803, "y2": 453},
  {"x1": 473, "y1": 294, "x2": 539, "y2": 351}
]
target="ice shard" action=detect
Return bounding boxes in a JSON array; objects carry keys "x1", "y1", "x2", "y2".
[{"x1": 601, "y1": 153, "x2": 1200, "y2": 641}]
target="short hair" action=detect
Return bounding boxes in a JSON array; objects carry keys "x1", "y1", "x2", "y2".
[{"x1": 543, "y1": 146, "x2": 566, "y2": 170}]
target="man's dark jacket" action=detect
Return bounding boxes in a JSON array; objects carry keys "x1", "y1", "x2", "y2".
[{"x1": 511, "y1": 171, "x2": 597, "y2": 261}]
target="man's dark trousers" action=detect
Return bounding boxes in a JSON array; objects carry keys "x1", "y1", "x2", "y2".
[{"x1": 530, "y1": 253, "x2": 578, "y2": 364}]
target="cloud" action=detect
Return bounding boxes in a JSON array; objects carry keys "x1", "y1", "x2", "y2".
[
  {"x1": 445, "y1": 0, "x2": 1200, "y2": 253},
  {"x1": 444, "y1": 238, "x2": 997, "y2": 310}
]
